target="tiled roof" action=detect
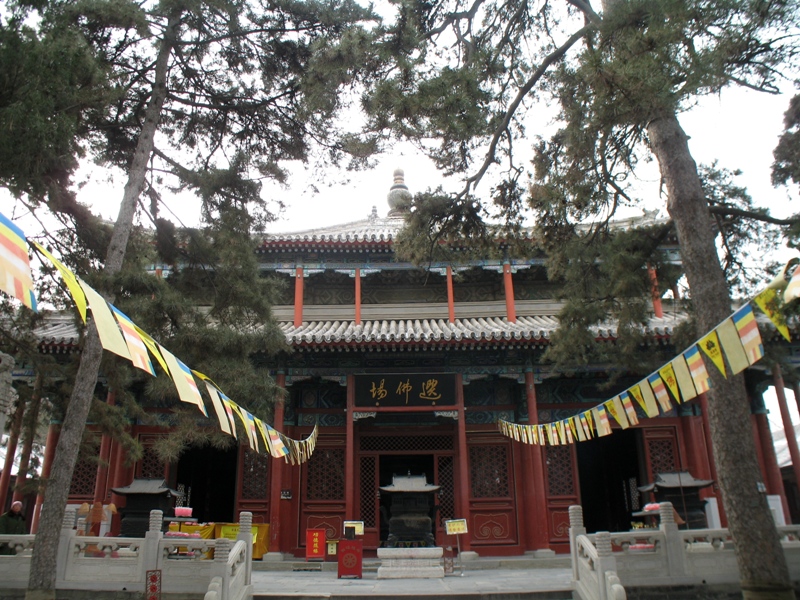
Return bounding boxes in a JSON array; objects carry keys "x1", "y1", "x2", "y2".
[
  {"x1": 259, "y1": 207, "x2": 672, "y2": 249},
  {"x1": 34, "y1": 314, "x2": 81, "y2": 352},
  {"x1": 259, "y1": 210, "x2": 406, "y2": 248},
  {"x1": 278, "y1": 313, "x2": 681, "y2": 347}
]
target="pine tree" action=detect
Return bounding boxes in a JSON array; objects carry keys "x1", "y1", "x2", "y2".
[
  {"x1": 363, "y1": 0, "x2": 800, "y2": 596},
  {"x1": 2, "y1": 1, "x2": 384, "y2": 597}
]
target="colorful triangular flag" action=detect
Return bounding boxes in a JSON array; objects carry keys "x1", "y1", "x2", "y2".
[
  {"x1": 110, "y1": 306, "x2": 155, "y2": 375},
  {"x1": 699, "y1": 330, "x2": 726, "y2": 377},
  {"x1": 0, "y1": 212, "x2": 37, "y2": 311},
  {"x1": 684, "y1": 345, "x2": 712, "y2": 394}
]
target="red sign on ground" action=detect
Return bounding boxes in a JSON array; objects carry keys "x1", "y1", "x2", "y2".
[{"x1": 305, "y1": 529, "x2": 326, "y2": 561}]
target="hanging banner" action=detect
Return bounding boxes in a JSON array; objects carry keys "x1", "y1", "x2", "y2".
[
  {"x1": 647, "y1": 373, "x2": 672, "y2": 413},
  {"x1": 79, "y1": 280, "x2": 132, "y2": 361},
  {"x1": 31, "y1": 240, "x2": 84, "y2": 320},
  {"x1": 699, "y1": 330, "x2": 726, "y2": 377},
  {"x1": 111, "y1": 306, "x2": 155, "y2": 376},
  {"x1": 716, "y1": 317, "x2": 750, "y2": 375},
  {"x1": 733, "y1": 304, "x2": 764, "y2": 365},
  {"x1": 684, "y1": 345, "x2": 712, "y2": 394},
  {"x1": 0, "y1": 213, "x2": 37, "y2": 311}
]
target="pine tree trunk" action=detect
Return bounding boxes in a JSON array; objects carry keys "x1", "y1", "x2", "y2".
[
  {"x1": 24, "y1": 12, "x2": 182, "y2": 599},
  {"x1": 648, "y1": 113, "x2": 794, "y2": 599}
]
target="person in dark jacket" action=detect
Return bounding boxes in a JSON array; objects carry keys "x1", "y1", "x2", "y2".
[{"x1": 0, "y1": 501, "x2": 26, "y2": 555}]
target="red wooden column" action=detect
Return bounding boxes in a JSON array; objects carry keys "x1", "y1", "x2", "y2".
[
  {"x1": 773, "y1": 366, "x2": 800, "y2": 508},
  {"x1": 696, "y1": 392, "x2": 727, "y2": 524},
  {"x1": 346, "y1": 374, "x2": 356, "y2": 520},
  {"x1": 268, "y1": 373, "x2": 286, "y2": 554},
  {"x1": 446, "y1": 266, "x2": 455, "y2": 323},
  {"x1": 354, "y1": 269, "x2": 362, "y2": 324},
  {"x1": 293, "y1": 267, "x2": 304, "y2": 327},
  {"x1": 503, "y1": 263, "x2": 516, "y2": 323},
  {"x1": 680, "y1": 414, "x2": 714, "y2": 481},
  {"x1": 455, "y1": 373, "x2": 471, "y2": 550},
  {"x1": 89, "y1": 392, "x2": 117, "y2": 531},
  {"x1": 31, "y1": 423, "x2": 59, "y2": 533},
  {"x1": 754, "y1": 411, "x2": 790, "y2": 519},
  {"x1": 647, "y1": 265, "x2": 664, "y2": 318},
  {"x1": 522, "y1": 370, "x2": 550, "y2": 552}
]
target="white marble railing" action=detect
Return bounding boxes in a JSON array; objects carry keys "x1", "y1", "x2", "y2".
[
  {"x1": 570, "y1": 502, "x2": 800, "y2": 600},
  {"x1": 0, "y1": 508, "x2": 253, "y2": 600},
  {"x1": 571, "y1": 507, "x2": 627, "y2": 600}
]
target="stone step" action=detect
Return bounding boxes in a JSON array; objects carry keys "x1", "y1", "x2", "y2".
[{"x1": 253, "y1": 555, "x2": 572, "y2": 572}]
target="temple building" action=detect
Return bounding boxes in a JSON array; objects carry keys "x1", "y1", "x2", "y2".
[{"x1": 13, "y1": 170, "x2": 795, "y2": 557}]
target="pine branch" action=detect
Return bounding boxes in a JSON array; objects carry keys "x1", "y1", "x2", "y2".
[
  {"x1": 708, "y1": 205, "x2": 799, "y2": 226},
  {"x1": 459, "y1": 23, "x2": 596, "y2": 198}
]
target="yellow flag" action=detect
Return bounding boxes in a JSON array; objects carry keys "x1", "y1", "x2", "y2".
[
  {"x1": 556, "y1": 420, "x2": 566, "y2": 445},
  {"x1": 574, "y1": 416, "x2": 586, "y2": 442},
  {"x1": 545, "y1": 423, "x2": 555, "y2": 445},
  {"x1": 604, "y1": 396, "x2": 630, "y2": 429},
  {"x1": 658, "y1": 363, "x2": 681, "y2": 403},
  {"x1": 716, "y1": 317, "x2": 750, "y2": 375},
  {"x1": 753, "y1": 288, "x2": 791, "y2": 342},
  {"x1": 31, "y1": 240, "x2": 87, "y2": 322},
  {"x1": 699, "y1": 330, "x2": 726, "y2": 377},
  {"x1": 203, "y1": 381, "x2": 232, "y2": 435},
  {"x1": 629, "y1": 384, "x2": 658, "y2": 418},
  {"x1": 637, "y1": 381, "x2": 660, "y2": 418},
  {"x1": 671, "y1": 355, "x2": 698, "y2": 401},
  {"x1": 78, "y1": 279, "x2": 132, "y2": 361}
]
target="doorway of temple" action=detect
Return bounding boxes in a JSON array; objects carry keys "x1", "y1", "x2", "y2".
[
  {"x1": 576, "y1": 428, "x2": 643, "y2": 533},
  {"x1": 174, "y1": 444, "x2": 238, "y2": 522},
  {"x1": 378, "y1": 454, "x2": 435, "y2": 545}
]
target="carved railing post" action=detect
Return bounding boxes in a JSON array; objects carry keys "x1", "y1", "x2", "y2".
[
  {"x1": 569, "y1": 505, "x2": 587, "y2": 581},
  {"x1": 237, "y1": 511, "x2": 253, "y2": 584},
  {"x1": 213, "y1": 537, "x2": 232, "y2": 584},
  {"x1": 658, "y1": 501, "x2": 686, "y2": 577},
  {"x1": 595, "y1": 531, "x2": 612, "y2": 557},
  {"x1": 144, "y1": 509, "x2": 163, "y2": 573},
  {"x1": 594, "y1": 532, "x2": 617, "y2": 600},
  {"x1": 56, "y1": 506, "x2": 78, "y2": 584}
]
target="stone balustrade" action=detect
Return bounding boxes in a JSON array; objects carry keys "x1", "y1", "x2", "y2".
[{"x1": 0, "y1": 508, "x2": 254, "y2": 600}]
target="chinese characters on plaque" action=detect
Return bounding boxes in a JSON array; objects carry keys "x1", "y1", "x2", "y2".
[{"x1": 355, "y1": 374, "x2": 456, "y2": 407}]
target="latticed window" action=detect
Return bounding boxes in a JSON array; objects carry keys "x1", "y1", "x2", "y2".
[
  {"x1": 469, "y1": 445, "x2": 510, "y2": 499},
  {"x1": 360, "y1": 435, "x2": 453, "y2": 452},
  {"x1": 241, "y1": 448, "x2": 269, "y2": 500},
  {"x1": 69, "y1": 457, "x2": 97, "y2": 497},
  {"x1": 546, "y1": 445, "x2": 575, "y2": 496},
  {"x1": 306, "y1": 448, "x2": 345, "y2": 501},
  {"x1": 139, "y1": 444, "x2": 165, "y2": 479},
  {"x1": 437, "y1": 455, "x2": 455, "y2": 522},
  {"x1": 648, "y1": 438, "x2": 677, "y2": 476},
  {"x1": 359, "y1": 456, "x2": 376, "y2": 527}
]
